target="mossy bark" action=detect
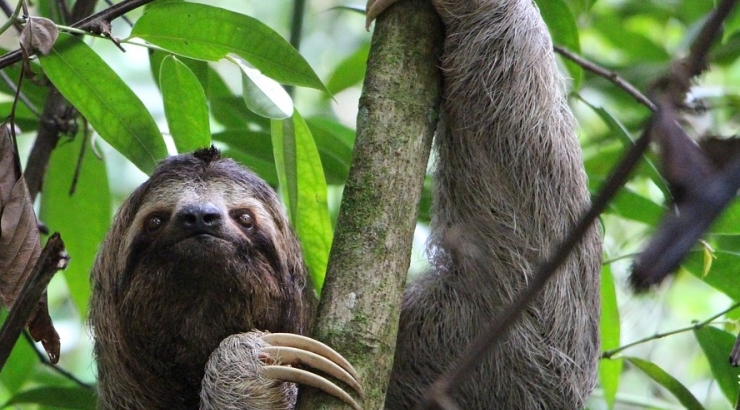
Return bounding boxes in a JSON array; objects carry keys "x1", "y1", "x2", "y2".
[{"x1": 296, "y1": 1, "x2": 443, "y2": 408}]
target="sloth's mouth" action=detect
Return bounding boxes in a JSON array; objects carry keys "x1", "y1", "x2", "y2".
[
  {"x1": 172, "y1": 233, "x2": 230, "y2": 250},
  {"x1": 186, "y1": 231, "x2": 226, "y2": 241}
]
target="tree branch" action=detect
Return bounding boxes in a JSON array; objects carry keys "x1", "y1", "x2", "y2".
[
  {"x1": 296, "y1": 1, "x2": 443, "y2": 408},
  {"x1": 554, "y1": 45, "x2": 655, "y2": 111},
  {"x1": 0, "y1": 234, "x2": 67, "y2": 371},
  {"x1": 602, "y1": 302, "x2": 740, "y2": 359},
  {"x1": 0, "y1": 0, "x2": 157, "y2": 70}
]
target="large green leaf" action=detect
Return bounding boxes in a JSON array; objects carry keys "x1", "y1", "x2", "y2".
[
  {"x1": 214, "y1": 120, "x2": 354, "y2": 187},
  {"x1": 39, "y1": 135, "x2": 110, "y2": 316},
  {"x1": 694, "y1": 326, "x2": 740, "y2": 405},
  {"x1": 159, "y1": 55, "x2": 211, "y2": 153},
  {"x1": 233, "y1": 57, "x2": 293, "y2": 120},
  {"x1": 213, "y1": 130, "x2": 278, "y2": 185},
  {"x1": 626, "y1": 357, "x2": 705, "y2": 410},
  {"x1": 305, "y1": 117, "x2": 354, "y2": 185},
  {"x1": 3, "y1": 386, "x2": 96, "y2": 409},
  {"x1": 271, "y1": 111, "x2": 332, "y2": 291},
  {"x1": 599, "y1": 266, "x2": 621, "y2": 409},
  {"x1": 131, "y1": 2, "x2": 325, "y2": 91},
  {"x1": 325, "y1": 43, "x2": 370, "y2": 96},
  {"x1": 39, "y1": 34, "x2": 166, "y2": 174},
  {"x1": 603, "y1": 187, "x2": 664, "y2": 226}
]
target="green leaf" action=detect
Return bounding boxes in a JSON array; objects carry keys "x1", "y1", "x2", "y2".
[
  {"x1": 684, "y1": 247, "x2": 740, "y2": 301},
  {"x1": 711, "y1": 201, "x2": 740, "y2": 235},
  {"x1": 3, "y1": 386, "x2": 96, "y2": 409},
  {"x1": 585, "y1": 103, "x2": 669, "y2": 198},
  {"x1": 159, "y1": 55, "x2": 211, "y2": 153},
  {"x1": 534, "y1": 0, "x2": 582, "y2": 86},
  {"x1": 724, "y1": 5, "x2": 740, "y2": 43},
  {"x1": 271, "y1": 111, "x2": 332, "y2": 291},
  {"x1": 694, "y1": 326, "x2": 740, "y2": 405},
  {"x1": 39, "y1": 135, "x2": 110, "y2": 316},
  {"x1": 325, "y1": 43, "x2": 370, "y2": 96},
  {"x1": 214, "y1": 119, "x2": 354, "y2": 187},
  {"x1": 232, "y1": 57, "x2": 293, "y2": 120},
  {"x1": 592, "y1": 14, "x2": 669, "y2": 63},
  {"x1": 213, "y1": 130, "x2": 278, "y2": 185},
  {"x1": 605, "y1": 188, "x2": 664, "y2": 226},
  {"x1": 131, "y1": 2, "x2": 326, "y2": 91},
  {"x1": 221, "y1": 147, "x2": 279, "y2": 187},
  {"x1": 306, "y1": 117, "x2": 354, "y2": 185},
  {"x1": 0, "y1": 63, "x2": 48, "y2": 110},
  {"x1": 39, "y1": 34, "x2": 166, "y2": 174},
  {"x1": 626, "y1": 357, "x2": 705, "y2": 410},
  {"x1": 151, "y1": 53, "x2": 270, "y2": 131},
  {"x1": 0, "y1": 318, "x2": 36, "y2": 394},
  {"x1": 599, "y1": 265, "x2": 621, "y2": 409}
]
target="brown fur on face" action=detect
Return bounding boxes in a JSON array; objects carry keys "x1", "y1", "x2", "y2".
[{"x1": 89, "y1": 147, "x2": 314, "y2": 410}]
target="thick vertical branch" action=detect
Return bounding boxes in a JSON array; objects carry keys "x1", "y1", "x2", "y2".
[{"x1": 296, "y1": 1, "x2": 442, "y2": 408}]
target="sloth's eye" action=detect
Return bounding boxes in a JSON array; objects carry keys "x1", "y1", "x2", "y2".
[
  {"x1": 144, "y1": 215, "x2": 165, "y2": 233},
  {"x1": 233, "y1": 210, "x2": 255, "y2": 231}
]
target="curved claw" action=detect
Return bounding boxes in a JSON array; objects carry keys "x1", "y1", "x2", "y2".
[
  {"x1": 263, "y1": 366, "x2": 362, "y2": 410},
  {"x1": 260, "y1": 333, "x2": 364, "y2": 408},
  {"x1": 261, "y1": 333, "x2": 361, "y2": 380},
  {"x1": 262, "y1": 346, "x2": 365, "y2": 399},
  {"x1": 365, "y1": 0, "x2": 405, "y2": 30}
]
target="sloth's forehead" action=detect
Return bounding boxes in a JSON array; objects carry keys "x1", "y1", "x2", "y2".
[{"x1": 142, "y1": 175, "x2": 270, "y2": 211}]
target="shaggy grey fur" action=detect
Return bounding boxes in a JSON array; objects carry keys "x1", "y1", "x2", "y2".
[{"x1": 384, "y1": 0, "x2": 602, "y2": 408}]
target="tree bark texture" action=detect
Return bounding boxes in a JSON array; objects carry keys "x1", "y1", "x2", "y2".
[{"x1": 296, "y1": 1, "x2": 443, "y2": 409}]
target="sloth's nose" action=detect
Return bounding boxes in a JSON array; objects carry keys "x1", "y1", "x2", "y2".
[{"x1": 176, "y1": 203, "x2": 223, "y2": 234}]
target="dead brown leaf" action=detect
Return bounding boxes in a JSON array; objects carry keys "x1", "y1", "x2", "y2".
[
  {"x1": 0, "y1": 124, "x2": 60, "y2": 363},
  {"x1": 18, "y1": 17, "x2": 59, "y2": 57}
]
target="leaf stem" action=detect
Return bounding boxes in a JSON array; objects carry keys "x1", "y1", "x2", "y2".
[
  {"x1": 602, "y1": 302, "x2": 740, "y2": 359},
  {"x1": 0, "y1": 0, "x2": 23, "y2": 38}
]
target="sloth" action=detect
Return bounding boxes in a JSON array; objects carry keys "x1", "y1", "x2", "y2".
[
  {"x1": 89, "y1": 147, "x2": 362, "y2": 409},
  {"x1": 90, "y1": 0, "x2": 601, "y2": 408}
]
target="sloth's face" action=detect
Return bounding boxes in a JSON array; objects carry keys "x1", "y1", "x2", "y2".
[
  {"x1": 123, "y1": 179, "x2": 285, "y2": 288},
  {"x1": 106, "y1": 152, "x2": 308, "y2": 343}
]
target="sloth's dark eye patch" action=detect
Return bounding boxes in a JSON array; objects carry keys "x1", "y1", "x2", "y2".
[
  {"x1": 144, "y1": 213, "x2": 168, "y2": 233},
  {"x1": 231, "y1": 209, "x2": 255, "y2": 232}
]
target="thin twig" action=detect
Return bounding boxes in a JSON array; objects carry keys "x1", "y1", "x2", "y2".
[
  {"x1": 21, "y1": 332, "x2": 93, "y2": 390},
  {"x1": 554, "y1": 45, "x2": 655, "y2": 111},
  {"x1": 0, "y1": 0, "x2": 23, "y2": 38},
  {"x1": 0, "y1": 0, "x2": 13, "y2": 17},
  {"x1": 286, "y1": 0, "x2": 307, "y2": 97},
  {"x1": 0, "y1": 70, "x2": 39, "y2": 117},
  {"x1": 103, "y1": 0, "x2": 132, "y2": 27},
  {"x1": 23, "y1": 0, "x2": 98, "y2": 202},
  {"x1": 0, "y1": 0, "x2": 157, "y2": 70},
  {"x1": 602, "y1": 302, "x2": 740, "y2": 358},
  {"x1": 0, "y1": 234, "x2": 67, "y2": 371},
  {"x1": 69, "y1": 119, "x2": 88, "y2": 195}
]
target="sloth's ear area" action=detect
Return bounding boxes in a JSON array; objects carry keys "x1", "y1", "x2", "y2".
[{"x1": 201, "y1": 332, "x2": 364, "y2": 410}]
